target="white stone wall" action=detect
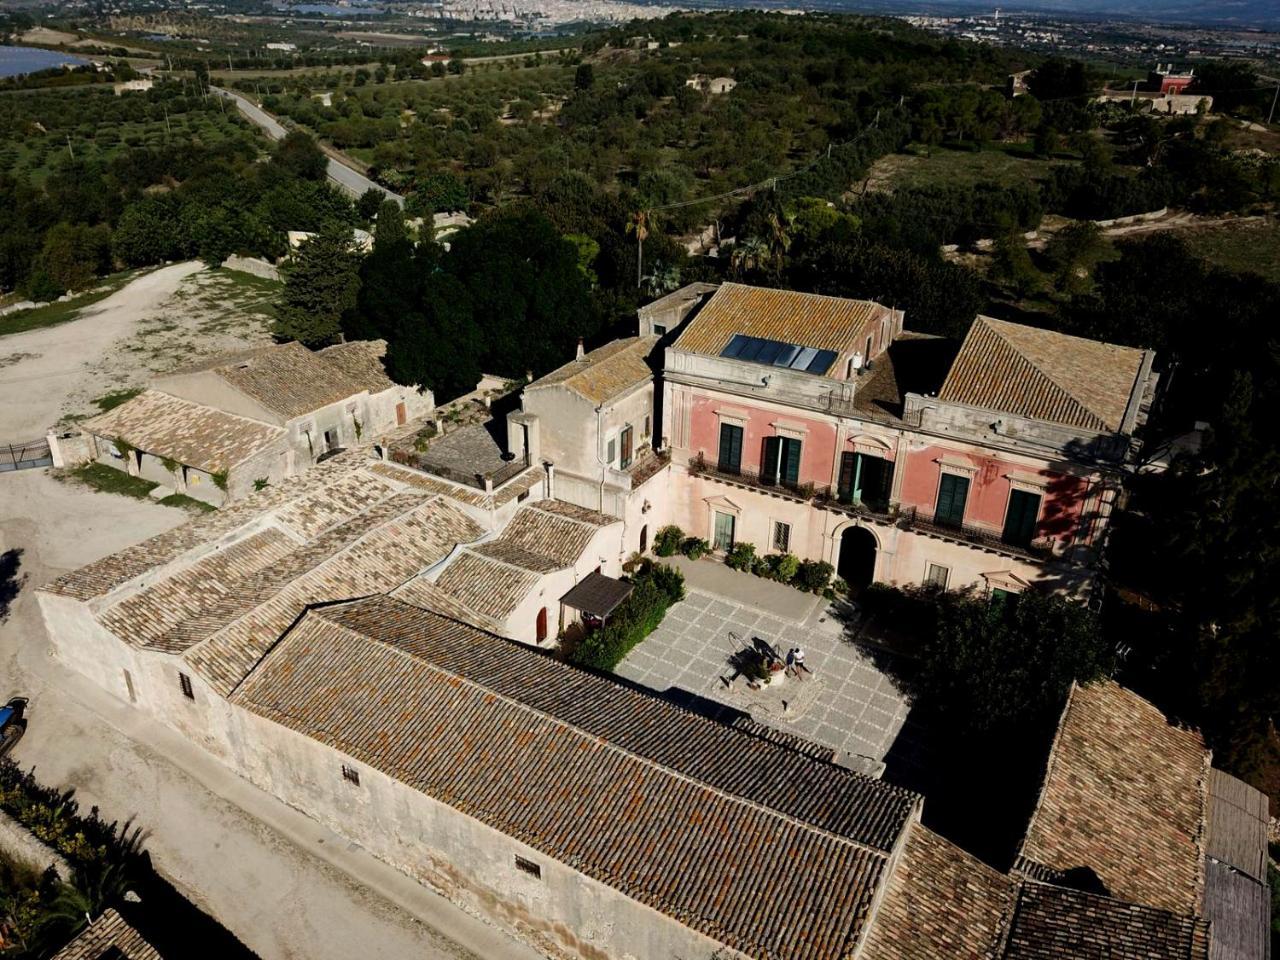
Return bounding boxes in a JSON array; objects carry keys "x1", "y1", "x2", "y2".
[{"x1": 36, "y1": 590, "x2": 745, "y2": 960}]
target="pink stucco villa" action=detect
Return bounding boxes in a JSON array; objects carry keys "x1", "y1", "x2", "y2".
[{"x1": 619, "y1": 282, "x2": 1157, "y2": 598}]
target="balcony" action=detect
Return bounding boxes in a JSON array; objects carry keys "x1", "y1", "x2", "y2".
[
  {"x1": 687, "y1": 452, "x2": 815, "y2": 502},
  {"x1": 627, "y1": 447, "x2": 671, "y2": 488},
  {"x1": 898, "y1": 506, "x2": 1053, "y2": 562},
  {"x1": 812, "y1": 489, "x2": 897, "y2": 524}
]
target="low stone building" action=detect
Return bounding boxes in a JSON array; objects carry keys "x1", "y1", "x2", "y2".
[
  {"x1": 82, "y1": 340, "x2": 432, "y2": 504},
  {"x1": 509, "y1": 336, "x2": 672, "y2": 559}
]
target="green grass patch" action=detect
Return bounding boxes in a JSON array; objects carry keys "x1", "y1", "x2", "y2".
[
  {"x1": 92, "y1": 387, "x2": 144, "y2": 413},
  {"x1": 64, "y1": 462, "x2": 157, "y2": 500},
  {"x1": 877, "y1": 143, "x2": 1073, "y2": 192},
  {"x1": 160, "y1": 492, "x2": 218, "y2": 513},
  {"x1": 1180, "y1": 219, "x2": 1280, "y2": 284},
  {"x1": 0, "y1": 268, "x2": 149, "y2": 338}
]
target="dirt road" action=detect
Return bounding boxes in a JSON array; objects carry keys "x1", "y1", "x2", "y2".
[{"x1": 0, "y1": 263, "x2": 203, "y2": 439}]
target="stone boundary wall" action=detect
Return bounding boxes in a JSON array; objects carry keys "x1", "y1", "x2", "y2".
[
  {"x1": 220, "y1": 255, "x2": 281, "y2": 282},
  {"x1": 0, "y1": 808, "x2": 73, "y2": 879},
  {"x1": 1094, "y1": 207, "x2": 1168, "y2": 229}
]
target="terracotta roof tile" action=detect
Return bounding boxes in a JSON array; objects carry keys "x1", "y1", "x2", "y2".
[
  {"x1": 98, "y1": 529, "x2": 296, "y2": 650},
  {"x1": 83, "y1": 390, "x2": 285, "y2": 473},
  {"x1": 317, "y1": 339, "x2": 396, "y2": 394},
  {"x1": 432, "y1": 551, "x2": 541, "y2": 621},
  {"x1": 188, "y1": 341, "x2": 369, "y2": 420},
  {"x1": 1002, "y1": 882, "x2": 1210, "y2": 960},
  {"x1": 392, "y1": 576, "x2": 506, "y2": 633},
  {"x1": 52, "y1": 909, "x2": 161, "y2": 960},
  {"x1": 232, "y1": 596, "x2": 920, "y2": 960},
  {"x1": 182, "y1": 496, "x2": 482, "y2": 695},
  {"x1": 1017, "y1": 681, "x2": 1209, "y2": 916},
  {"x1": 862, "y1": 825, "x2": 1017, "y2": 960},
  {"x1": 938, "y1": 317, "x2": 1149, "y2": 433},
  {"x1": 673, "y1": 282, "x2": 891, "y2": 370},
  {"x1": 498, "y1": 504, "x2": 604, "y2": 568},
  {"x1": 41, "y1": 451, "x2": 372, "y2": 601},
  {"x1": 526, "y1": 337, "x2": 656, "y2": 404}
]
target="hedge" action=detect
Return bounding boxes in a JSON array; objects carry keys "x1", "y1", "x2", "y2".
[{"x1": 570, "y1": 565, "x2": 685, "y2": 671}]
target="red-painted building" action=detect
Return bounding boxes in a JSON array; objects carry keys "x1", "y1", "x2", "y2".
[
  {"x1": 1150, "y1": 63, "x2": 1195, "y2": 94},
  {"x1": 636, "y1": 283, "x2": 1156, "y2": 599}
]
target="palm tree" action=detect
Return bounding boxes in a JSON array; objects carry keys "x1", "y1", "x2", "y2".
[
  {"x1": 765, "y1": 212, "x2": 792, "y2": 277},
  {"x1": 625, "y1": 210, "x2": 649, "y2": 288},
  {"x1": 642, "y1": 262, "x2": 682, "y2": 298},
  {"x1": 730, "y1": 236, "x2": 769, "y2": 279}
]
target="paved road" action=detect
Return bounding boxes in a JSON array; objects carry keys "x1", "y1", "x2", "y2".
[
  {"x1": 0, "y1": 470, "x2": 538, "y2": 960},
  {"x1": 214, "y1": 87, "x2": 404, "y2": 207}
]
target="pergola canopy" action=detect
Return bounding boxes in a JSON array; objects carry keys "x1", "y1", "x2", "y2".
[{"x1": 560, "y1": 572, "x2": 633, "y2": 619}]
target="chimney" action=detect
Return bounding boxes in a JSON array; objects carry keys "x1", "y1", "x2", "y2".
[{"x1": 576, "y1": 338, "x2": 585, "y2": 361}]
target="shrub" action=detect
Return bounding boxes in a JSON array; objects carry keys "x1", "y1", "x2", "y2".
[
  {"x1": 570, "y1": 565, "x2": 685, "y2": 670},
  {"x1": 794, "y1": 560, "x2": 834, "y2": 593},
  {"x1": 654, "y1": 524, "x2": 684, "y2": 557},
  {"x1": 765, "y1": 553, "x2": 800, "y2": 582},
  {"x1": 681, "y1": 537, "x2": 710, "y2": 560},
  {"x1": 725, "y1": 542, "x2": 756, "y2": 572}
]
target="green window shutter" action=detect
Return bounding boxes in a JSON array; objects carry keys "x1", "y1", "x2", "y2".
[
  {"x1": 718, "y1": 424, "x2": 742, "y2": 473},
  {"x1": 936, "y1": 473, "x2": 969, "y2": 526},
  {"x1": 838, "y1": 452, "x2": 856, "y2": 502},
  {"x1": 782, "y1": 438, "x2": 801, "y2": 485},
  {"x1": 761, "y1": 437, "x2": 780, "y2": 484},
  {"x1": 1002, "y1": 489, "x2": 1041, "y2": 547}
]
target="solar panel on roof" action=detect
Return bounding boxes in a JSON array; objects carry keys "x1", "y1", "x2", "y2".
[{"x1": 719, "y1": 335, "x2": 839, "y2": 375}]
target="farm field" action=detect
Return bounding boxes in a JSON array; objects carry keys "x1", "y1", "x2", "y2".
[
  {"x1": 1180, "y1": 217, "x2": 1280, "y2": 283},
  {"x1": 0, "y1": 84, "x2": 260, "y2": 183}
]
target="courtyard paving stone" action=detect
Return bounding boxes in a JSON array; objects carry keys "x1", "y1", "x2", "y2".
[{"x1": 616, "y1": 576, "x2": 913, "y2": 776}]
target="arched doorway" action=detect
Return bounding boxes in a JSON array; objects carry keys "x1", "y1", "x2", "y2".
[
  {"x1": 639, "y1": 525, "x2": 648, "y2": 554},
  {"x1": 837, "y1": 526, "x2": 877, "y2": 591},
  {"x1": 536, "y1": 607, "x2": 548, "y2": 643}
]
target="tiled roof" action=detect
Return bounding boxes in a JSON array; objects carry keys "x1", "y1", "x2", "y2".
[
  {"x1": 367, "y1": 460, "x2": 543, "y2": 511},
  {"x1": 273, "y1": 469, "x2": 399, "y2": 540},
  {"x1": 232, "y1": 596, "x2": 920, "y2": 960},
  {"x1": 528, "y1": 498, "x2": 616, "y2": 527},
  {"x1": 98, "y1": 529, "x2": 296, "y2": 651},
  {"x1": 317, "y1": 339, "x2": 397, "y2": 394},
  {"x1": 83, "y1": 390, "x2": 285, "y2": 473},
  {"x1": 938, "y1": 317, "x2": 1149, "y2": 433},
  {"x1": 392, "y1": 576, "x2": 505, "y2": 633},
  {"x1": 673, "y1": 282, "x2": 889, "y2": 364},
  {"x1": 862, "y1": 824, "x2": 1017, "y2": 960},
  {"x1": 182, "y1": 495, "x2": 482, "y2": 695},
  {"x1": 52, "y1": 909, "x2": 161, "y2": 960},
  {"x1": 187, "y1": 341, "x2": 369, "y2": 420},
  {"x1": 471, "y1": 539, "x2": 562, "y2": 574},
  {"x1": 42, "y1": 451, "x2": 373, "y2": 602},
  {"x1": 525, "y1": 337, "x2": 656, "y2": 404},
  {"x1": 1002, "y1": 882, "x2": 1210, "y2": 960},
  {"x1": 1017, "y1": 681, "x2": 1209, "y2": 916},
  {"x1": 432, "y1": 551, "x2": 541, "y2": 621},
  {"x1": 499, "y1": 502, "x2": 607, "y2": 568}
]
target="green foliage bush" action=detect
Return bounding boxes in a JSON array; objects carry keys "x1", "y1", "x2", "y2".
[
  {"x1": 570, "y1": 565, "x2": 685, "y2": 670},
  {"x1": 653, "y1": 525, "x2": 684, "y2": 557},
  {"x1": 725, "y1": 542, "x2": 756, "y2": 572},
  {"x1": 680, "y1": 537, "x2": 710, "y2": 560},
  {"x1": 794, "y1": 560, "x2": 834, "y2": 593}
]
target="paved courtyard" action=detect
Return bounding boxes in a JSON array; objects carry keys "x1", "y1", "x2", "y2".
[{"x1": 616, "y1": 575, "x2": 913, "y2": 776}]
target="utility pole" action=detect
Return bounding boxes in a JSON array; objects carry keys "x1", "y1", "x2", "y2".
[
  {"x1": 66, "y1": 135, "x2": 74, "y2": 160},
  {"x1": 1269, "y1": 82, "x2": 1279, "y2": 126},
  {"x1": 1131, "y1": 79, "x2": 1139, "y2": 106}
]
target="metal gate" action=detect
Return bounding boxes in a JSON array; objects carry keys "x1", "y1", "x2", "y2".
[{"x1": 0, "y1": 438, "x2": 52, "y2": 473}]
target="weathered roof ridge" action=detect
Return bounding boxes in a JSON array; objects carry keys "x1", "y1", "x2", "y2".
[
  {"x1": 526, "y1": 336, "x2": 657, "y2": 404},
  {"x1": 942, "y1": 318, "x2": 1109, "y2": 431},
  {"x1": 283, "y1": 599, "x2": 903, "y2": 857},
  {"x1": 1016, "y1": 679, "x2": 1210, "y2": 917},
  {"x1": 301, "y1": 595, "x2": 919, "y2": 844},
  {"x1": 158, "y1": 490, "x2": 433, "y2": 652}
]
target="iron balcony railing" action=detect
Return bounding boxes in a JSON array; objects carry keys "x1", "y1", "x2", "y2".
[
  {"x1": 687, "y1": 452, "x2": 815, "y2": 501},
  {"x1": 898, "y1": 506, "x2": 1053, "y2": 562}
]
